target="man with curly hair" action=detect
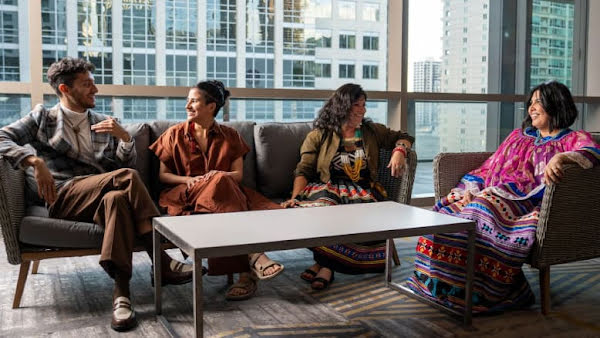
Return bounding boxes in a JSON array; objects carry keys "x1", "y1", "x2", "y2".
[{"x1": 0, "y1": 57, "x2": 192, "y2": 332}]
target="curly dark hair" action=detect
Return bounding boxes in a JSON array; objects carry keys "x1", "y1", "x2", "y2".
[
  {"x1": 522, "y1": 81, "x2": 578, "y2": 132},
  {"x1": 195, "y1": 80, "x2": 231, "y2": 117},
  {"x1": 47, "y1": 57, "x2": 95, "y2": 97},
  {"x1": 314, "y1": 83, "x2": 367, "y2": 133}
]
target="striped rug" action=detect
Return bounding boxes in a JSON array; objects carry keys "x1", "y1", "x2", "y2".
[{"x1": 1, "y1": 237, "x2": 599, "y2": 337}]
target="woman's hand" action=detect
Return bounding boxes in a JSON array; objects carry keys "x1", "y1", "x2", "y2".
[
  {"x1": 460, "y1": 190, "x2": 474, "y2": 205},
  {"x1": 544, "y1": 153, "x2": 567, "y2": 184},
  {"x1": 387, "y1": 151, "x2": 406, "y2": 178},
  {"x1": 185, "y1": 170, "x2": 224, "y2": 189},
  {"x1": 185, "y1": 176, "x2": 203, "y2": 189},
  {"x1": 281, "y1": 198, "x2": 299, "y2": 208}
]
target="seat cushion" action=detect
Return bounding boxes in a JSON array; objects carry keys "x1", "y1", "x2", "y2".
[
  {"x1": 19, "y1": 206, "x2": 103, "y2": 248},
  {"x1": 254, "y1": 122, "x2": 313, "y2": 198}
]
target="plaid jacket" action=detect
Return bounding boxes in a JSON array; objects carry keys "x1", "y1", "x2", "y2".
[{"x1": 0, "y1": 104, "x2": 136, "y2": 195}]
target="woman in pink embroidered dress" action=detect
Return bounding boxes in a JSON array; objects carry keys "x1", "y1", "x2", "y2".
[{"x1": 408, "y1": 81, "x2": 600, "y2": 312}]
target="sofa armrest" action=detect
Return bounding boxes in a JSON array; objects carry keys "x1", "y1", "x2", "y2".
[
  {"x1": 377, "y1": 149, "x2": 417, "y2": 204},
  {"x1": 530, "y1": 164, "x2": 600, "y2": 267},
  {"x1": 433, "y1": 152, "x2": 493, "y2": 200},
  {"x1": 0, "y1": 156, "x2": 25, "y2": 265}
]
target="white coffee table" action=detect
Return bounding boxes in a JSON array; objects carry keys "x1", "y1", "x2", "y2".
[{"x1": 153, "y1": 201, "x2": 476, "y2": 337}]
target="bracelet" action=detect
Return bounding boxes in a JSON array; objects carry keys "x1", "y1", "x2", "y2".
[{"x1": 392, "y1": 146, "x2": 407, "y2": 157}]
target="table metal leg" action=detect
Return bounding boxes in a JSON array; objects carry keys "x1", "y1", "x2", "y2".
[
  {"x1": 464, "y1": 228, "x2": 476, "y2": 326},
  {"x1": 193, "y1": 252, "x2": 204, "y2": 338},
  {"x1": 153, "y1": 227, "x2": 162, "y2": 315},
  {"x1": 385, "y1": 239, "x2": 393, "y2": 286}
]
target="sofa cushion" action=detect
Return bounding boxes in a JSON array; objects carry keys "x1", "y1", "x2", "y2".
[
  {"x1": 254, "y1": 122, "x2": 313, "y2": 198},
  {"x1": 19, "y1": 206, "x2": 103, "y2": 248}
]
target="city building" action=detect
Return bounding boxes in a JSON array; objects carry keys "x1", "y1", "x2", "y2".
[{"x1": 0, "y1": 0, "x2": 388, "y2": 124}]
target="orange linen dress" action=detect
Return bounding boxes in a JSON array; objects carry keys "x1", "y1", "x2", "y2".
[{"x1": 149, "y1": 121, "x2": 280, "y2": 274}]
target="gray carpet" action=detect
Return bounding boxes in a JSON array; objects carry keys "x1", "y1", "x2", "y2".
[{"x1": 1, "y1": 237, "x2": 600, "y2": 337}]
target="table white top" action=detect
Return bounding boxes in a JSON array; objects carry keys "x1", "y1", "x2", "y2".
[{"x1": 153, "y1": 201, "x2": 475, "y2": 258}]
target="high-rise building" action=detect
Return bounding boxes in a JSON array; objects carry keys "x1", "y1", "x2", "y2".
[
  {"x1": 530, "y1": 0, "x2": 574, "y2": 89},
  {"x1": 413, "y1": 60, "x2": 440, "y2": 93},
  {"x1": 413, "y1": 60, "x2": 441, "y2": 160},
  {"x1": 0, "y1": 0, "x2": 388, "y2": 125},
  {"x1": 437, "y1": 0, "x2": 489, "y2": 153}
]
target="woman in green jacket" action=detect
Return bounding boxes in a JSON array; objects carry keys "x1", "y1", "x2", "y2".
[{"x1": 282, "y1": 83, "x2": 415, "y2": 290}]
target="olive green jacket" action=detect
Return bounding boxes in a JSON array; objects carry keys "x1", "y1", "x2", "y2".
[{"x1": 294, "y1": 121, "x2": 415, "y2": 183}]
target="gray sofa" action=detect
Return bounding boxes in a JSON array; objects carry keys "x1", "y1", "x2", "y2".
[{"x1": 0, "y1": 121, "x2": 417, "y2": 308}]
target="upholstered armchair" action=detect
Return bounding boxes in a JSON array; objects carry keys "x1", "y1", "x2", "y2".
[{"x1": 432, "y1": 133, "x2": 600, "y2": 315}]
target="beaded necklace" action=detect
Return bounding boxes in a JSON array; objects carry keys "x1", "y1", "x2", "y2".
[{"x1": 340, "y1": 128, "x2": 365, "y2": 182}]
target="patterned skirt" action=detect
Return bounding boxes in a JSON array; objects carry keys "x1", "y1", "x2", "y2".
[
  {"x1": 296, "y1": 178, "x2": 388, "y2": 274},
  {"x1": 406, "y1": 190, "x2": 538, "y2": 312}
]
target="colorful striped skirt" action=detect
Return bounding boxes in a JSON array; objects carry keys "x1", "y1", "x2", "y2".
[
  {"x1": 296, "y1": 178, "x2": 387, "y2": 274},
  {"x1": 407, "y1": 190, "x2": 538, "y2": 312}
]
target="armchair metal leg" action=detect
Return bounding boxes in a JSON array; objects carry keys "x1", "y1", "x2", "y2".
[
  {"x1": 31, "y1": 260, "x2": 40, "y2": 274},
  {"x1": 539, "y1": 266, "x2": 551, "y2": 315},
  {"x1": 13, "y1": 261, "x2": 31, "y2": 309}
]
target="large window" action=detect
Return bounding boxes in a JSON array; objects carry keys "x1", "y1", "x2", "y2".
[
  {"x1": 283, "y1": 60, "x2": 315, "y2": 87},
  {"x1": 362, "y1": 3, "x2": 380, "y2": 21},
  {"x1": 339, "y1": 62, "x2": 355, "y2": 78},
  {"x1": 339, "y1": 32, "x2": 356, "y2": 49},
  {"x1": 530, "y1": 0, "x2": 574, "y2": 89},
  {"x1": 208, "y1": 56, "x2": 236, "y2": 87},
  {"x1": 363, "y1": 63, "x2": 379, "y2": 79},
  {"x1": 246, "y1": 57, "x2": 273, "y2": 88},
  {"x1": 246, "y1": 0, "x2": 275, "y2": 54},
  {"x1": 0, "y1": 2, "x2": 19, "y2": 81},
  {"x1": 315, "y1": 60, "x2": 331, "y2": 78},
  {"x1": 0, "y1": 0, "x2": 595, "y2": 202},
  {"x1": 363, "y1": 34, "x2": 379, "y2": 50},
  {"x1": 338, "y1": 1, "x2": 356, "y2": 20},
  {"x1": 207, "y1": 0, "x2": 236, "y2": 52}
]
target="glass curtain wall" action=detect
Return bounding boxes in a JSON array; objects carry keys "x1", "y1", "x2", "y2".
[
  {"x1": 407, "y1": 0, "x2": 579, "y2": 196},
  {"x1": 0, "y1": 0, "x2": 592, "y2": 199}
]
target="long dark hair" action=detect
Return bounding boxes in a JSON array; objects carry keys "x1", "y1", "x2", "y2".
[
  {"x1": 195, "y1": 80, "x2": 231, "y2": 117},
  {"x1": 313, "y1": 83, "x2": 367, "y2": 133},
  {"x1": 522, "y1": 81, "x2": 578, "y2": 132}
]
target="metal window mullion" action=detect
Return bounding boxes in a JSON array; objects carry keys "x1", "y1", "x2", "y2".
[
  {"x1": 197, "y1": 0, "x2": 206, "y2": 82},
  {"x1": 28, "y1": 0, "x2": 43, "y2": 106},
  {"x1": 66, "y1": 0, "x2": 77, "y2": 57},
  {"x1": 18, "y1": 0, "x2": 30, "y2": 82},
  {"x1": 156, "y1": 0, "x2": 166, "y2": 86},
  {"x1": 236, "y1": 0, "x2": 246, "y2": 89}
]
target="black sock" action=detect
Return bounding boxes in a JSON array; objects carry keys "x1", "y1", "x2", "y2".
[
  {"x1": 113, "y1": 272, "x2": 130, "y2": 300},
  {"x1": 140, "y1": 232, "x2": 171, "y2": 271}
]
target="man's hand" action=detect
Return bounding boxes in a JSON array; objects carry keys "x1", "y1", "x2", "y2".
[
  {"x1": 387, "y1": 151, "x2": 406, "y2": 178},
  {"x1": 91, "y1": 117, "x2": 131, "y2": 142},
  {"x1": 25, "y1": 156, "x2": 57, "y2": 204},
  {"x1": 544, "y1": 153, "x2": 567, "y2": 185}
]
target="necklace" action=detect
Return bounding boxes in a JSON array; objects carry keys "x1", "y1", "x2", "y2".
[
  {"x1": 64, "y1": 115, "x2": 87, "y2": 134},
  {"x1": 63, "y1": 114, "x2": 88, "y2": 154},
  {"x1": 340, "y1": 128, "x2": 365, "y2": 182}
]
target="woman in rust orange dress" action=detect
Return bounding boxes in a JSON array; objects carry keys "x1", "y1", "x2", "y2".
[{"x1": 149, "y1": 80, "x2": 283, "y2": 300}]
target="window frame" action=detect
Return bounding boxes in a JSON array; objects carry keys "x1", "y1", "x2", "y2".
[{"x1": 0, "y1": 0, "x2": 597, "y2": 204}]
